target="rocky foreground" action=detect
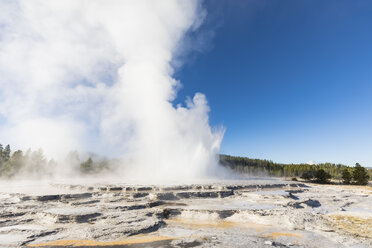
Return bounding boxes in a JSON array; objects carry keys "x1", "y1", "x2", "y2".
[{"x1": 0, "y1": 179, "x2": 371, "y2": 247}]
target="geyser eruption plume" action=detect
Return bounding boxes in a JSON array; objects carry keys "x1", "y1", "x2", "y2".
[{"x1": 0, "y1": 0, "x2": 224, "y2": 181}]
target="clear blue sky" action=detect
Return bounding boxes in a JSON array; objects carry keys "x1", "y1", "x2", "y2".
[{"x1": 175, "y1": 0, "x2": 372, "y2": 166}]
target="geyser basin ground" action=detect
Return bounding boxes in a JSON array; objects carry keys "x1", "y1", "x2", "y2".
[{"x1": 0, "y1": 180, "x2": 371, "y2": 247}]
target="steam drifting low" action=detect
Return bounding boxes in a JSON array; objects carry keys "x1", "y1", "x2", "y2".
[{"x1": 0, "y1": 0, "x2": 224, "y2": 180}]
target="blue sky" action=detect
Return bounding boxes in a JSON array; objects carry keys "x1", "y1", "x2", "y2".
[{"x1": 175, "y1": 0, "x2": 372, "y2": 166}]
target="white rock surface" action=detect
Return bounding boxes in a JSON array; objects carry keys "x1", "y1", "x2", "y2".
[{"x1": 0, "y1": 180, "x2": 370, "y2": 247}]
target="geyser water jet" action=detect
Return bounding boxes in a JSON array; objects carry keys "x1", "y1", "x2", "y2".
[{"x1": 0, "y1": 0, "x2": 224, "y2": 181}]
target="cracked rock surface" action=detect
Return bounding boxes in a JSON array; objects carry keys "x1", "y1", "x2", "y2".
[{"x1": 0, "y1": 180, "x2": 371, "y2": 247}]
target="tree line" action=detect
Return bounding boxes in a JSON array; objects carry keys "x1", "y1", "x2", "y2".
[
  {"x1": 0, "y1": 143, "x2": 370, "y2": 185},
  {"x1": 0, "y1": 144, "x2": 56, "y2": 177},
  {"x1": 0, "y1": 144, "x2": 109, "y2": 178},
  {"x1": 220, "y1": 154, "x2": 371, "y2": 185}
]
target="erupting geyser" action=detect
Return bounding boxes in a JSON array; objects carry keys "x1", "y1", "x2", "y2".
[{"x1": 0, "y1": 0, "x2": 224, "y2": 181}]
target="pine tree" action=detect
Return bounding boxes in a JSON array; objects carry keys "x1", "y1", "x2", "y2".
[
  {"x1": 301, "y1": 171, "x2": 313, "y2": 180},
  {"x1": 80, "y1": 157, "x2": 93, "y2": 173},
  {"x1": 8, "y1": 150, "x2": 24, "y2": 176},
  {"x1": 3, "y1": 145, "x2": 10, "y2": 162},
  {"x1": 0, "y1": 144, "x2": 3, "y2": 158},
  {"x1": 341, "y1": 169, "x2": 352, "y2": 184},
  {"x1": 352, "y1": 163, "x2": 370, "y2": 185},
  {"x1": 22, "y1": 149, "x2": 46, "y2": 175},
  {"x1": 0, "y1": 144, "x2": 3, "y2": 168},
  {"x1": 315, "y1": 169, "x2": 331, "y2": 184}
]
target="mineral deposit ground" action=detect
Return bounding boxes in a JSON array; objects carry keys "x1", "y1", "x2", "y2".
[{"x1": 0, "y1": 179, "x2": 371, "y2": 248}]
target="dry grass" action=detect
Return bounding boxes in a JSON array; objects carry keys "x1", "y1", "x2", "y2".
[{"x1": 327, "y1": 214, "x2": 372, "y2": 238}]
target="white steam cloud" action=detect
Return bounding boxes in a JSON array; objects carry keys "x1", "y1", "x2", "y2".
[{"x1": 0, "y1": 0, "x2": 224, "y2": 180}]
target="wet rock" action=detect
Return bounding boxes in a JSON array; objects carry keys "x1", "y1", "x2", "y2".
[
  {"x1": 75, "y1": 213, "x2": 101, "y2": 223},
  {"x1": 147, "y1": 200, "x2": 166, "y2": 208},
  {"x1": 133, "y1": 192, "x2": 149, "y2": 198},
  {"x1": 36, "y1": 195, "x2": 61, "y2": 201},
  {"x1": 128, "y1": 220, "x2": 166, "y2": 236},
  {"x1": 109, "y1": 187, "x2": 123, "y2": 191},
  {"x1": 218, "y1": 210, "x2": 236, "y2": 219},
  {"x1": 159, "y1": 208, "x2": 181, "y2": 219},
  {"x1": 62, "y1": 193, "x2": 92, "y2": 199},
  {"x1": 203, "y1": 185, "x2": 214, "y2": 190},
  {"x1": 176, "y1": 192, "x2": 192, "y2": 198},
  {"x1": 0, "y1": 219, "x2": 11, "y2": 226},
  {"x1": 289, "y1": 183, "x2": 309, "y2": 188},
  {"x1": 341, "y1": 202, "x2": 353, "y2": 208},
  {"x1": 157, "y1": 193, "x2": 179, "y2": 200},
  {"x1": 175, "y1": 191, "x2": 220, "y2": 199},
  {"x1": 107, "y1": 197, "x2": 127, "y2": 203},
  {"x1": 71, "y1": 200, "x2": 100, "y2": 206},
  {"x1": 288, "y1": 199, "x2": 321, "y2": 208},
  {"x1": 43, "y1": 207, "x2": 102, "y2": 224},
  {"x1": 55, "y1": 212, "x2": 102, "y2": 223},
  {"x1": 261, "y1": 184, "x2": 287, "y2": 189},
  {"x1": 177, "y1": 240, "x2": 202, "y2": 247},
  {"x1": 226, "y1": 185, "x2": 257, "y2": 190},
  {"x1": 27, "y1": 230, "x2": 59, "y2": 239},
  {"x1": 163, "y1": 186, "x2": 193, "y2": 191},
  {"x1": 264, "y1": 240, "x2": 287, "y2": 247},
  {"x1": 219, "y1": 190, "x2": 234, "y2": 198},
  {"x1": 127, "y1": 204, "x2": 147, "y2": 210},
  {"x1": 137, "y1": 187, "x2": 153, "y2": 191},
  {"x1": 0, "y1": 212, "x2": 26, "y2": 218},
  {"x1": 288, "y1": 193, "x2": 299, "y2": 200},
  {"x1": 198, "y1": 192, "x2": 219, "y2": 198},
  {"x1": 303, "y1": 199, "x2": 321, "y2": 208},
  {"x1": 21, "y1": 196, "x2": 32, "y2": 201},
  {"x1": 288, "y1": 202, "x2": 304, "y2": 209},
  {"x1": 286, "y1": 189, "x2": 304, "y2": 194}
]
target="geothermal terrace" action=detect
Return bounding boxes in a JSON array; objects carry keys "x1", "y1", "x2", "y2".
[{"x1": 0, "y1": 179, "x2": 371, "y2": 247}]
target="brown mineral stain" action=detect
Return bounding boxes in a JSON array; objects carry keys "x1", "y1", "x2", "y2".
[
  {"x1": 262, "y1": 232, "x2": 302, "y2": 239},
  {"x1": 27, "y1": 235, "x2": 178, "y2": 247},
  {"x1": 167, "y1": 218, "x2": 269, "y2": 232}
]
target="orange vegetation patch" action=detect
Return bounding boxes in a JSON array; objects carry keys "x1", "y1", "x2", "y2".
[
  {"x1": 262, "y1": 232, "x2": 302, "y2": 239},
  {"x1": 28, "y1": 235, "x2": 178, "y2": 247},
  {"x1": 167, "y1": 218, "x2": 269, "y2": 231}
]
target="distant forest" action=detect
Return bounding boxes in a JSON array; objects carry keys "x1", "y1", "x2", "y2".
[
  {"x1": 220, "y1": 154, "x2": 371, "y2": 184},
  {"x1": 220, "y1": 154, "x2": 346, "y2": 178},
  {"x1": 0, "y1": 143, "x2": 371, "y2": 185},
  {"x1": 0, "y1": 144, "x2": 110, "y2": 178}
]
